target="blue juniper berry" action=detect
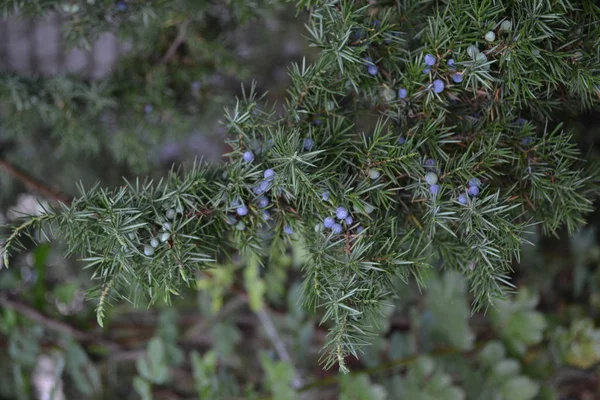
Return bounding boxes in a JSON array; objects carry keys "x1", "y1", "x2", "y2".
[
  {"x1": 430, "y1": 184, "x2": 441, "y2": 195},
  {"x1": 398, "y1": 88, "x2": 408, "y2": 99},
  {"x1": 322, "y1": 191, "x2": 330, "y2": 201},
  {"x1": 331, "y1": 223, "x2": 343, "y2": 234},
  {"x1": 458, "y1": 194, "x2": 468, "y2": 205},
  {"x1": 264, "y1": 169, "x2": 276, "y2": 180},
  {"x1": 432, "y1": 79, "x2": 445, "y2": 93},
  {"x1": 468, "y1": 177, "x2": 481, "y2": 188},
  {"x1": 447, "y1": 58, "x2": 455, "y2": 69},
  {"x1": 336, "y1": 207, "x2": 349, "y2": 220},
  {"x1": 144, "y1": 104, "x2": 153, "y2": 114},
  {"x1": 468, "y1": 185, "x2": 480, "y2": 196},
  {"x1": 345, "y1": 216, "x2": 353, "y2": 225},
  {"x1": 368, "y1": 64, "x2": 379, "y2": 75},
  {"x1": 356, "y1": 226, "x2": 364, "y2": 234},
  {"x1": 262, "y1": 210, "x2": 271, "y2": 220},
  {"x1": 283, "y1": 225, "x2": 293, "y2": 235},
  {"x1": 398, "y1": 136, "x2": 406, "y2": 145},
  {"x1": 425, "y1": 158, "x2": 436, "y2": 168},
  {"x1": 424, "y1": 53, "x2": 437, "y2": 66},
  {"x1": 257, "y1": 196, "x2": 269, "y2": 208},
  {"x1": 116, "y1": 1, "x2": 127, "y2": 12},
  {"x1": 521, "y1": 137, "x2": 533, "y2": 146},
  {"x1": 303, "y1": 138, "x2": 314, "y2": 151},
  {"x1": 236, "y1": 205, "x2": 249, "y2": 216},
  {"x1": 423, "y1": 68, "x2": 431, "y2": 74},
  {"x1": 243, "y1": 151, "x2": 254, "y2": 163},
  {"x1": 452, "y1": 73, "x2": 463, "y2": 83},
  {"x1": 323, "y1": 217, "x2": 335, "y2": 228}
]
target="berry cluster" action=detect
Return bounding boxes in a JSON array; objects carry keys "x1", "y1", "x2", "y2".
[
  {"x1": 457, "y1": 177, "x2": 482, "y2": 204},
  {"x1": 320, "y1": 206, "x2": 361, "y2": 236},
  {"x1": 143, "y1": 207, "x2": 182, "y2": 257}
]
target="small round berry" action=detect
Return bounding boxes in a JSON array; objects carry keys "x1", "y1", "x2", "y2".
[
  {"x1": 225, "y1": 215, "x2": 237, "y2": 225},
  {"x1": 166, "y1": 209, "x2": 176, "y2": 219},
  {"x1": 382, "y1": 87, "x2": 396, "y2": 101},
  {"x1": 467, "y1": 45, "x2": 480, "y2": 58},
  {"x1": 500, "y1": 20, "x2": 512, "y2": 32},
  {"x1": 303, "y1": 138, "x2": 314, "y2": 151},
  {"x1": 144, "y1": 104, "x2": 153, "y2": 114},
  {"x1": 264, "y1": 169, "x2": 276, "y2": 180},
  {"x1": 447, "y1": 58, "x2": 455, "y2": 68},
  {"x1": 236, "y1": 221, "x2": 246, "y2": 231},
  {"x1": 336, "y1": 207, "x2": 349, "y2": 220},
  {"x1": 163, "y1": 222, "x2": 172, "y2": 231},
  {"x1": 368, "y1": 65, "x2": 379, "y2": 75},
  {"x1": 258, "y1": 197, "x2": 269, "y2": 208},
  {"x1": 425, "y1": 172, "x2": 438, "y2": 185},
  {"x1": 485, "y1": 31, "x2": 496, "y2": 42},
  {"x1": 476, "y1": 52, "x2": 487, "y2": 63},
  {"x1": 262, "y1": 210, "x2": 271, "y2": 220},
  {"x1": 458, "y1": 194, "x2": 468, "y2": 205},
  {"x1": 424, "y1": 53, "x2": 437, "y2": 66},
  {"x1": 236, "y1": 205, "x2": 248, "y2": 216},
  {"x1": 243, "y1": 151, "x2": 254, "y2": 163},
  {"x1": 452, "y1": 73, "x2": 463, "y2": 83},
  {"x1": 150, "y1": 238, "x2": 159, "y2": 248},
  {"x1": 468, "y1": 177, "x2": 481, "y2": 188},
  {"x1": 313, "y1": 118, "x2": 322, "y2": 126},
  {"x1": 432, "y1": 79, "x2": 445, "y2": 94},
  {"x1": 369, "y1": 168, "x2": 381, "y2": 180},
  {"x1": 429, "y1": 184, "x2": 441, "y2": 195},
  {"x1": 322, "y1": 191, "x2": 330, "y2": 201},
  {"x1": 144, "y1": 245, "x2": 154, "y2": 256},
  {"x1": 315, "y1": 223, "x2": 324, "y2": 233},
  {"x1": 331, "y1": 223, "x2": 343, "y2": 234},
  {"x1": 516, "y1": 118, "x2": 527, "y2": 126},
  {"x1": 283, "y1": 225, "x2": 293, "y2": 235},
  {"x1": 521, "y1": 137, "x2": 533, "y2": 146},
  {"x1": 398, "y1": 136, "x2": 406, "y2": 145},
  {"x1": 160, "y1": 232, "x2": 170, "y2": 242},
  {"x1": 423, "y1": 68, "x2": 431, "y2": 74},
  {"x1": 252, "y1": 186, "x2": 263, "y2": 195},
  {"x1": 345, "y1": 216, "x2": 353, "y2": 225},
  {"x1": 259, "y1": 180, "x2": 270, "y2": 192},
  {"x1": 323, "y1": 217, "x2": 335, "y2": 228},
  {"x1": 398, "y1": 88, "x2": 408, "y2": 99},
  {"x1": 425, "y1": 158, "x2": 436, "y2": 168},
  {"x1": 356, "y1": 225, "x2": 364, "y2": 234},
  {"x1": 364, "y1": 205, "x2": 375, "y2": 214},
  {"x1": 116, "y1": 2, "x2": 127, "y2": 12},
  {"x1": 468, "y1": 185, "x2": 480, "y2": 196}
]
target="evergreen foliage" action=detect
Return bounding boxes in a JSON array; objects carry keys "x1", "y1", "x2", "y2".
[{"x1": 2, "y1": 0, "x2": 600, "y2": 374}]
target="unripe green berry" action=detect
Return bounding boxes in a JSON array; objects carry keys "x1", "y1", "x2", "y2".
[
  {"x1": 424, "y1": 172, "x2": 438, "y2": 185},
  {"x1": 166, "y1": 209, "x2": 176, "y2": 219},
  {"x1": 500, "y1": 20, "x2": 512, "y2": 32},
  {"x1": 236, "y1": 221, "x2": 246, "y2": 231},
  {"x1": 369, "y1": 168, "x2": 381, "y2": 179},
  {"x1": 485, "y1": 31, "x2": 495, "y2": 42},
  {"x1": 144, "y1": 245, "x2": 154, "y2": 257},
  {"x1": 150, "y1": 238, "x2": 159, "y2": 248},
  {"x1": 382, "y1": 88, "x2": 396, "y2": 102},
  {"x1": 160, "y1": 232, "x2": 170, "y2": 242},
  {"x1": 467, "y1": 45, "x2": 480, "y2": 58}
]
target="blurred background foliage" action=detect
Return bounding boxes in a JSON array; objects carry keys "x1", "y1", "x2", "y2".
[{"x1": 1, "y1": 1, "x2": 600, "y2": 399}]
